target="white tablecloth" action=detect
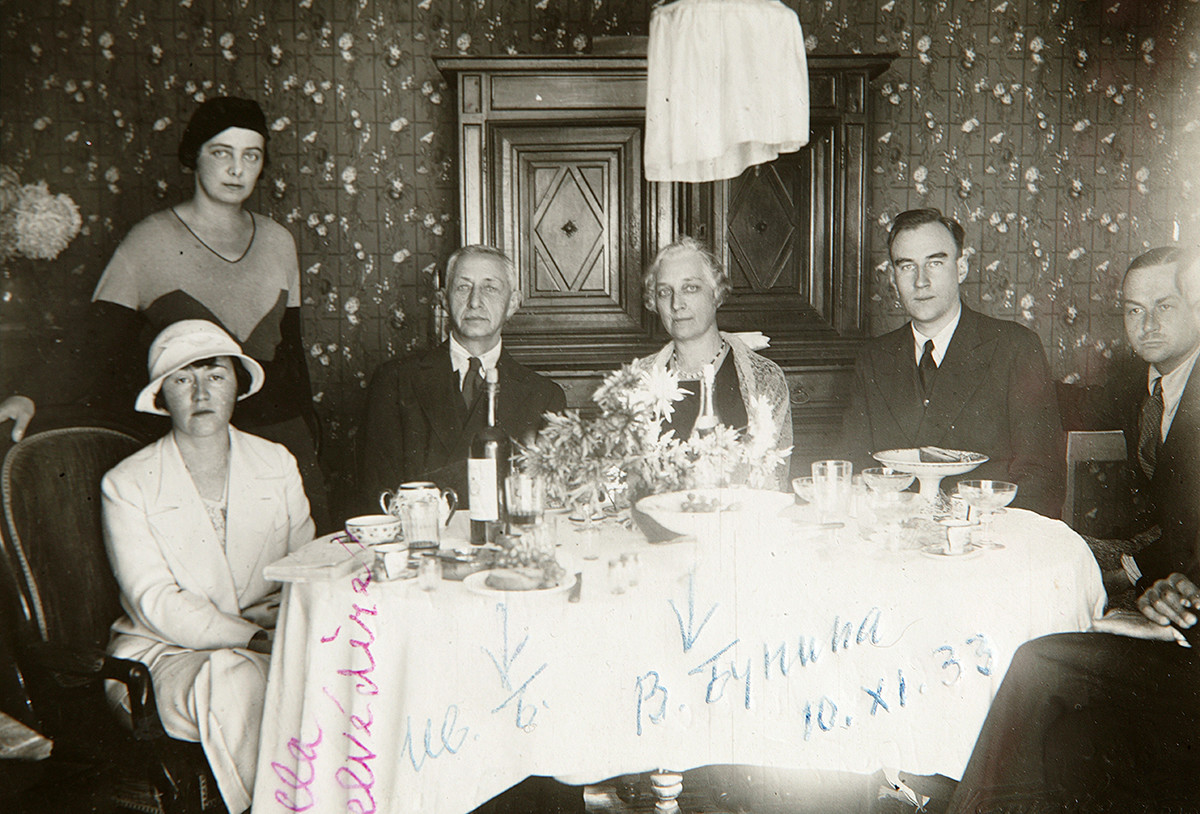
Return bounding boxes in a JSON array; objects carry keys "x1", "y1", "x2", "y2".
[{"x1": 253, "y1": 508, "x2": 1104, "y2": 814}]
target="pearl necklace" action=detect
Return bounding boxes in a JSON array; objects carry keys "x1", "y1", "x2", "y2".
[{"x1": 670, "y1": 340, "x2": 727, "y2": 380}]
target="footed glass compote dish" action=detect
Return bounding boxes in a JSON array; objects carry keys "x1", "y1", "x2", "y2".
[
  {"x1": 872, "y1": 448, "x2": 988, "y2": 504},
  {"x1": 956, "y1": 479, "x2": 1018, "y2": 549}
]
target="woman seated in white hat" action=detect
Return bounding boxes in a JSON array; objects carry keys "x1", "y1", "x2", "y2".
[{"x1": 102, "y1": 319, "x2": 314, "y2": 814}]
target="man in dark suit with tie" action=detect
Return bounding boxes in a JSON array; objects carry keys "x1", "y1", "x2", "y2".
[
  {"x1": 946, "y1": 250, "x2": 1200, "y2": 813},
  {"x1": 1109, "y1": 247, "x2": 1200, "y2": 596},
  {"x1": 359, "y1": 245, "x2": 566, "y2": 507},
  {"x1": 843, "y1": 208, "x2": 1064, "y2": 516}
]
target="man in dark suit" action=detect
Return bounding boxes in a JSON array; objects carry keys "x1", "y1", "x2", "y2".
[
  {"x1": 1110, "y1": 248, "x2": 1200, "y2": 596},
  {"x1": 946, "y1": 251, "x2": 1200, "y2": 813},
  {"x1": 843, "y1": 208, "x2": 1064, "y2": 516},
  {"x1": 359, "y1": 245, "x2": 566, "y2": 507}
]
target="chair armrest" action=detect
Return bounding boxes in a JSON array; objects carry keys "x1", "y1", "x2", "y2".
[
  {"x1": 102, "y1": 657, "x2": 166, "y2": 741},
  {"x1": 22, "y1": 642, "x2": 166, "y2": 741}
]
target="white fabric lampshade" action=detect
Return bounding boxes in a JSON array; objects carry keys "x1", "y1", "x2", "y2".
[{"x1": 645, "y1": 0, "x2": 811, "y2": 183}]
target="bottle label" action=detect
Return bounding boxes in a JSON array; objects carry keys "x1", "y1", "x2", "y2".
[{"x1": 467, "y1": 458, "x2": 499, "y2": 521}]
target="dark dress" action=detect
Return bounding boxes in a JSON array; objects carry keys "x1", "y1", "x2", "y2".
[{"x1": 663, "y1": 354, "x2": 749, "y2": 440}]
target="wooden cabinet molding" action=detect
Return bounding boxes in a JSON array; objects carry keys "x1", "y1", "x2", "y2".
[{"x1": 436, "y1": 54, "x2": 895, "y2": 463}]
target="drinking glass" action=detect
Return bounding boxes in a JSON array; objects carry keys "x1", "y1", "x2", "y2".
[
  {"x1": 505, "y1": 472, "x2": 545, "y2": 533},
  {"x1": 811, "y1": 460, "x2": 853, "y2": 521},
  {"x1": 416, "y1": 553, "x2": 442, "y2": 591},
  {"x1": 956, "y1": 480, "x2": 1018, "y2": 549},
  {"x1": 399, "y1": 496, "x2": 441, "y2": 552}
]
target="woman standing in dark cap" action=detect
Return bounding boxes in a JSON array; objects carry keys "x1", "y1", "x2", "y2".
[{"x1": 0, "y1": 97, "x2": 328, "y2": 527}]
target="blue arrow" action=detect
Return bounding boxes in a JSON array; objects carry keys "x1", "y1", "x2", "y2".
[
  {"x1": 668, "y1": 571, "x2": 717, "y2": 652},
  {"x1": 483, "y1": 603, "x2": 527, "y2": 689}
]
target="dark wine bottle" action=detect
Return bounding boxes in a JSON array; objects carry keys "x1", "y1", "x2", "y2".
[{"x1": 468, "y1": 368, "x2": 508, "y2": 544}]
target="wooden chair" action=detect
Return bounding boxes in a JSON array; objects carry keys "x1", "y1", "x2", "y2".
[
  {"x1": 1062, "y1": 429, "x2": 1129, "y2": 535},
  {"x1": 0, "y1": 424, "x2": 220, "y2": 813}
]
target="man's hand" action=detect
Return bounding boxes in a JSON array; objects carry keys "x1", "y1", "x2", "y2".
[
  {"x1": 1137, "y1": 573, "x2": 1199, "y2": 630},
  {"x1": 0, "y1": 396, "x2": 35, "y2": 442}
]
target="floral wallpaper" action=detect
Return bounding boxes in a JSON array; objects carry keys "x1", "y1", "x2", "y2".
[{"x1": 1, "y1": 0, "x2": 1197, "y2": 500}]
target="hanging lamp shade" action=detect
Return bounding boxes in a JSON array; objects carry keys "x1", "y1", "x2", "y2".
[{"x1": 644, "y1": 0, "x2": 811, "y2": 183}]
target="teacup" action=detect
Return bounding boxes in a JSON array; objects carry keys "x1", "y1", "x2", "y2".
[
  {"x1": 941, "y1": 519, "x2": 976, "y2": 555},
  {"x1": 372, "y1": 542, "x2": 412, "y2": 581},
  {"x1": 345, "y1": 514, "x2": 402, "y2": 545}
]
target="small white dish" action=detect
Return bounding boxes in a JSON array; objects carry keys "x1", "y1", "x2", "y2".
[{"x1": 919, "y1": 543, "x2": 985, "y2": 560}]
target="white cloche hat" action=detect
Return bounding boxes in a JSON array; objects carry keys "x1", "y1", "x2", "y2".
[{"x1": 135, "y1": 319, "x2": 265, "y2": 415}]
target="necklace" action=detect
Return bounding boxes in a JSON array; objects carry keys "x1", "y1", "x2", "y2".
[
  {"x1": 671, "y1": 340, "x2": 727, "y2": 380},
  {"x1": 171, "y1": 207, "x2": 256, "y2": 263}
]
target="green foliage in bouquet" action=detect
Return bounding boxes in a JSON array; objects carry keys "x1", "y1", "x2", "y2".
[{"x1": 518, "y1": 362, "x2": 791, "y2": 509}]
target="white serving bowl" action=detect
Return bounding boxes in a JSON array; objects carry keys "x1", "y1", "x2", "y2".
[{"x1": 635, "y1": 487, "x2": 794, "y2": 539}]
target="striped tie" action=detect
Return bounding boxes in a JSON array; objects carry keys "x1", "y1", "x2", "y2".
[{"x1": 1136, "y1": 377, "x2": 1163, "y2": 480}]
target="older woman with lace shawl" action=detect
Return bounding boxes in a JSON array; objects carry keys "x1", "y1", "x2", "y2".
[{"x1": 635, "y1": 238, "x2": 792, "y2": 487}]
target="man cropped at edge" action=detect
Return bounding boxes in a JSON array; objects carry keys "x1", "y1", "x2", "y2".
[
  {"x1": 1105, "y1": 248, "x2": 1200, "y2": 598},
  {"x1": 945, "y1": 253, "x2": 1200, "y2": 813},
  {"x1": 843, "y1": 208, "x2": 1064, "y2": 516},
  {"x1": 358, "y1": 245, "x2": 566, "y2": 508}
]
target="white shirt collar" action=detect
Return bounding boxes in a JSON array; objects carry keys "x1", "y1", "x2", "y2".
[
  {"x1": 911, "y1": 302, "x2": 963, "y2": 367},
  {"x1": 1151, "y1": 343, "x2": 1200, "y2": 441},
  {"x1": 449, "y1": 334, "x2": 502, "y2": 385}
]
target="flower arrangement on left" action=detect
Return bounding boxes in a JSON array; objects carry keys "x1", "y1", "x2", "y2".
[{"x1": 0, "y1": 165, "x2": 83, "y2": 262}]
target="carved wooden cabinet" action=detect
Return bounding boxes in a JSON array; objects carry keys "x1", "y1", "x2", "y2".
[{"x1": 436, "y1": 53, "x2": 893, "y2": 465}]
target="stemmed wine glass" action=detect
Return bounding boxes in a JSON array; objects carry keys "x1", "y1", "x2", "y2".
[
  {"x1": 956, "y1": 480, "x2": 1018, "y2": 549},
  {"x1": 862, "y1": 467, "x2": 916, "y2": 495},
  {"x1": 792, "y1": 476, "x2": 815, "y2": 505}
]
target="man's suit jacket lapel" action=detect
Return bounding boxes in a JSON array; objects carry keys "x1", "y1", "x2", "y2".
[
  {"x1": 920, "y1": 305, "x2": 994, "y2": 443},
  {"x1": 415, "y1": 343, "x2": 470, "y2": 455},
  {"x1": 1156, "y1": 358, "x2": 1200, "y2": 488},
  {"x1": 873, "y1": 329, "x2": 925, "y2": 445},
  {"x1": 495, "y1": 351, "x2": 540, "y2": 443}
]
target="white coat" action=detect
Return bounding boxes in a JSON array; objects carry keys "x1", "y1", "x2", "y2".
[{"x1": 103, "y1": 427, "x2": 314, "y2": 812}]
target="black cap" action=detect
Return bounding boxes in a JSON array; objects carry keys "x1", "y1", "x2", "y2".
[{"x1": 177, "y1": 97, "x2": 269, "y2": 170}]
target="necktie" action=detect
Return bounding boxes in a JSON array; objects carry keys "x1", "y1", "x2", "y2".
[
  {"x1": 918, "y1": 339, "x2": 937, "y2": 393},
  {"x1": 461, "y1": 356, "x2": 482, "y2": 408},
  {"x1": 1137, "y1": 377, "x2": 1164, "y2": 479}
]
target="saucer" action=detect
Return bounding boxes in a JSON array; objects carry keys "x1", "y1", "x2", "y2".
[{"x1": 919, "y1": 543, "x2": 985, "y2": 560}]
